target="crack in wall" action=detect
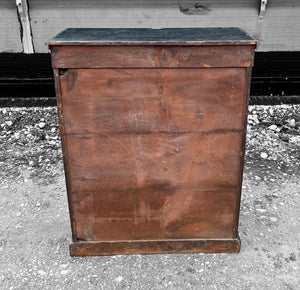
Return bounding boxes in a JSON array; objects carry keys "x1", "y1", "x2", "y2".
[
  {"x1": 26, "y1": 0, "x2": 35, "y2": 52},
  {"x1": 15, "y1": 0, "x2": 34, "y2": 54},
  {"x1": 16, "y1": 3, "x2": 23, "y2": 51}
]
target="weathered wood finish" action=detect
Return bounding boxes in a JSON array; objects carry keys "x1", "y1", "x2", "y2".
[
  {"x1": 67, "y1": 132, "x2": 242, "y2": 191},
  {"x1": 70, "y1": 238, "x2": 241, "y2": 256},
  {"x1": 51, "y1": 45, "x2": 254, "y2": 69},
  {"x1": 48, "y1": 28, "x2": 257, "y2": 255},
  {"x1": 59, "y1": 68, "x2": 247, "y2": 134}
]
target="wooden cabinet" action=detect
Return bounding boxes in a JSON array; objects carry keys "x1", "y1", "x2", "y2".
[{"x1": 46, "y1": 28, "x2": 258, "y2": 256}]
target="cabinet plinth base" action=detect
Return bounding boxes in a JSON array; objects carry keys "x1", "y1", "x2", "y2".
[{"x1": 70, "y1": 237, "x2": 241, "y2": 256}]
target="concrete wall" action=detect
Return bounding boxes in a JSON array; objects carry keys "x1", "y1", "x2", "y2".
[
  {"x1": 0, "y1": 1, "x2": 23, "y2": 52},
  {"x1": 1, "y1": 0, "x2": 300, "y2": 53}
]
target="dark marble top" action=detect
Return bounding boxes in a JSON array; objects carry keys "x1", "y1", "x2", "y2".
[{"x1": 46, "y1": 27, "x2": 258, "y2": 46}]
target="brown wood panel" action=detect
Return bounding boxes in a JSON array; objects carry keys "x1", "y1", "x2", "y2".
[
  {"x1": 73, "y1": 189, "x2": 237, "y2": 241},
  {"x1": 49, "y1": 27, "x2": 256, "y2": 254},
  {"x1": 66, "y1": 132, "x2": 242, "y2": 193},
  {"x1": 59, "y1": 68, "x2": 247, "y2": 134},
  {"x1": 70, "y1": 238, "x2": 241, "y2": 256},
  {"x1": 51, "y1": 45, "x2": 254, "y2": 68}
]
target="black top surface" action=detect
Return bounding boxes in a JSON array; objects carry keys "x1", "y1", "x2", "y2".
[{"x1": 46, "y1": 27, "x2": 258, "y2": 46}]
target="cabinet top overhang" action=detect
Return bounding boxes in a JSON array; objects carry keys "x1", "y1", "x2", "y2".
[{"x1": 46, "y1": 27, "x2": 258, "y2": 48}]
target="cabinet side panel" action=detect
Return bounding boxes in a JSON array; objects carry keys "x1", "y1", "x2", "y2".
[
  {"x1": 53, "y1": 68, "x2": 78, "y2": 241},
  {"x1": 233, "y1": 66, "x2": 252, "y2": 237}
]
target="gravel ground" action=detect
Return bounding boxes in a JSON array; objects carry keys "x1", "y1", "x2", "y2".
[{"x1": 0, "y1": 105, "x2": 299, "y2": 289}]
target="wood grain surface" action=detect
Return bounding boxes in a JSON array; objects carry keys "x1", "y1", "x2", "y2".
[
  {"x1": 66, "y1": 132, "x2": 241, "y2": 193},
  {"x1": 70, "y1": 238, "x2": 241, "y2": 256},
  {"x1": 51, "y1": 45, "x2": 254, "y2": 68},
  {"x1": 59, "y1": 68, "x2": 247, "y2": 134},
  {"x1": 72, "y1": 188, "x2": 237, "y2": 241},
  {"x1": 50, "y1": 28, "x2": 256, "y2": 254},
  {"x1": 58, "y1": 67, "x2": 246, "y2": 244}
]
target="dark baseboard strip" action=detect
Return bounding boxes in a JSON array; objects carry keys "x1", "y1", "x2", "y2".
[
  {"x1": 249, "y1": 95, "x2": 300, "y2": 105},
  {"x1": 1, "y1": 95, "x2": 299, "y2": 108},
  {"x1": 0, "y1": 52, "x2": 300, "y2": 107},
  {"x1": 0, "y1": 97, "x2": 56, "y2": 107}
]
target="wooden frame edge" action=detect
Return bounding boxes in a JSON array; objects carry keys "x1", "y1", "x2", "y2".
[{"x1": 69, "y1": 237, "x2": 241, "y2": 256}]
